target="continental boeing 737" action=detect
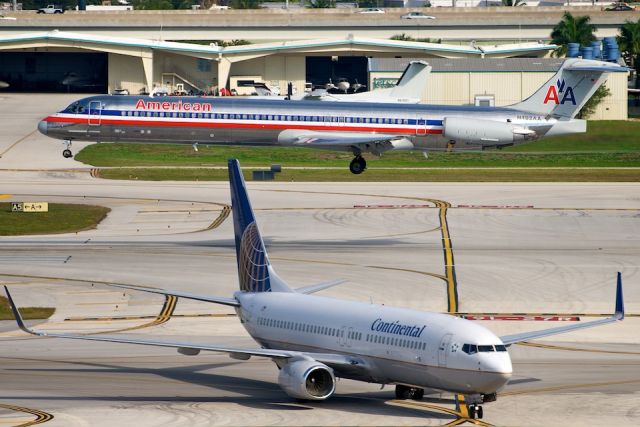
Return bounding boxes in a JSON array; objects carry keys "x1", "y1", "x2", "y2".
[
  {"x1": 5, "y1": 159, "x2": 625, "y2": 419},
  {"x1": 38, "y1": 58, "x2": 624, "y2": 174}
]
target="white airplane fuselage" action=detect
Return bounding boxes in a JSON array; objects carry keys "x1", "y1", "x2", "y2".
[{"x1": 235, "y1": 291, "x2": 512, "y2": 395}]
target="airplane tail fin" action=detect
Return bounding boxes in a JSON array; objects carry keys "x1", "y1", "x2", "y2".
[
  {"x1": 510, "y1": 58, "x2": 626, "y2": 118},
  {"x1": 228, "y1": 159, "x2": 291, "y2": 293},
  {"x1": 389, "y1": 60, "x2": 431, "y2": 100}
]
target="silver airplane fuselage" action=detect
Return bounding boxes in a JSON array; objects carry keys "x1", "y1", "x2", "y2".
[{"x1": 38, "y1": 95, "x2": 567, "y2": 152}]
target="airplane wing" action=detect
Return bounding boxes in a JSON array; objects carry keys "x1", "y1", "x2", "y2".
[
  {"x1": 3, "y1": 286, "x2": 361, "y2": 368},
  {"x1": 109, "y1": 280, "x2": 344, "y2": 299},
  {"x1": 104, "y1": 283, "x2": 240, "y2": 307},
  {"x1": 278, "y1": 130, "x2": 414, "y2": 152},
  {"x1": 499, "y1": 273, "x2": 624, "y2": 345}
]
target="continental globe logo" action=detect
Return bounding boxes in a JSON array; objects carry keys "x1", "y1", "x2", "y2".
[{"x1": 239, "y1": 222, "x2": 271, "y2": 292}]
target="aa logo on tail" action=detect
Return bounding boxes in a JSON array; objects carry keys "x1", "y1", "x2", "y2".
[{"x1": 543, "y1": 79, "x2": 576, "y2": 105}]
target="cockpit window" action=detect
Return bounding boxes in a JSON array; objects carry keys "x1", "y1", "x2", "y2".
[
  {"x1": 463, "y1": 344, "x2": 506, "y2": 354},
  {"x1": 67, "y1": 102, "x2": 85, "y2": 114},
  {"x1": 462, "y1": 344, "x2": 477, "y2": 355}
]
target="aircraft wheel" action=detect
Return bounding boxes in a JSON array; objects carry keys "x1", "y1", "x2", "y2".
[
  {"x1": 410, "y1": 388, "x2": 424, "y2": 401},
  {"x1": 467, "y1": 404, "x2": 476, "y2": 419},
  {"x1": 477, "y1": 405, "x2": 484, "y2": 419},
  {"x1": 349, "y1": 156, "x2": 366, "y2": 175},
  {"x1": 62, "y1": 149, "x2": 73, "y2": 158},
  {"x1": 395, "y1": 384, "x2": 410, "y2": 399}
]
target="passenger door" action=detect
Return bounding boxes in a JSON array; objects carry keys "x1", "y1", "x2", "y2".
[
  {"x1": 438, "y1": 333, "x2": 453, "y2": 367},
  {"x1": 88, "y1": 101, "x2": 102, "y2": 127}
]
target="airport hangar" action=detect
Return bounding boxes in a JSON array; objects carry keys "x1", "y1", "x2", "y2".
[{"x1": 0, "y1": 30, "x2": 628, "y2": 119}]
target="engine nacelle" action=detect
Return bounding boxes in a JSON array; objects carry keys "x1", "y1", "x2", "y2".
[
  {"x1": 277, "y1": 358, "x2": 336, "y2": 400},
  {"x1": 443, "y1": 117, "x2": 536, "y2": 145}
]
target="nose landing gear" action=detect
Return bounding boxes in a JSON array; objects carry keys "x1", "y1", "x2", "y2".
[
  {"x1": 349, "y1": 156, "x2": 366, "y2": 175},
  {"x1": 467, "y1": 403, "x2": 484, "y2": 419},
  {"x1": 62, "y1": 140, "x2": 73, "y2": 158}
]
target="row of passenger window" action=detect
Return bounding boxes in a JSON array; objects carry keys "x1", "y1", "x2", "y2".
[
  {"x1": 461, "y1": 343, "x2": 508, "y2": 355},
  {"x1": 257, "y1": 317, "x2": 428, "y2": 351},
  {"x1": 366, "y1": 333, "x2": 427, "y2": 351},
  {"x1": 118, "y1": 110, "x2": 413, "y2": 125},
  {"x1": 258, "y1": 317, "x2": 356, "y2": 339}
]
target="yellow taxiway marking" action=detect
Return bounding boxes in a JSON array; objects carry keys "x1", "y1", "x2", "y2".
[
  {"x1": 0, "y1": 403, "x2": 53, "y2": 426},
  {"x1": 263, "y1": 188, "x2": 460, "y2": 313},
  {"x1": 0, "y1": 194, "x2": 12, "y2": 200},
  {"x1": 388, "y1": 399, "x2": 492, "y2": 426},
  {"x1": 88, "y1": 294, "x2": 178, "y2": 335}
]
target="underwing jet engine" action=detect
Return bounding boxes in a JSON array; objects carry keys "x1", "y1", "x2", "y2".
[{"x1": 277, "y1": 357, "x2": 336, "y2": 400}]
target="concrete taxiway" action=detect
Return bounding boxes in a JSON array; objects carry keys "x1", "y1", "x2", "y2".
[{"x1": 0, "y1": 95, "x2": 639, "y2": 426}]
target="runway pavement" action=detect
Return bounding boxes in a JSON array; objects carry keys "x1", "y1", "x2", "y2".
[{"x1": 0, "y1": 95, "x2": 639, "y2": 426}]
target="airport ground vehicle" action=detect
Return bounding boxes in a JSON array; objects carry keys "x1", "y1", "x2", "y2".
[
  {"x1": 37, "y1": 5, "x2": 64, "y2": 13},
  {"x1": 401, "y1": 12, "x2": 436, "y2": 19}
]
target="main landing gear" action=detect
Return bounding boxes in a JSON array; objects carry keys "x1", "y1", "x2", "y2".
[
  {"x1": 62, "y1": 140, "x2": 73, "y2": 158},
  {"x1": 395, "y1": 384, "x2": 424, "y2": 400},
  {"x1": 349, "y1": 155, "x2": 366, "y2": 175}
]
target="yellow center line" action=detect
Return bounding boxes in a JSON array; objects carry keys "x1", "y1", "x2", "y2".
[{"x1": 0, "y1": 403, "x2": 53, "y2": 426}]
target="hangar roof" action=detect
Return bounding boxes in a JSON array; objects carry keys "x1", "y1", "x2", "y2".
[
  {"x1": 369, "y1": 57, "x2": 568, "y2": 72},
  {"x1": 0, "y1": 31, "x2": 557, "y2": 59}
]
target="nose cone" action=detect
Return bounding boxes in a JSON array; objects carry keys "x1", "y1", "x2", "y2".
[{"x1": 37, "y1": 120, "x2": 48, "y2": 135}]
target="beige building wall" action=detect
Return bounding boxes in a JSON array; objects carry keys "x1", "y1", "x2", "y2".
[
  {"x1": 369, "y1": 70, "x2": 626, "y2": 120},
  {"x1": 108, "y1": 53, "x2": 148, "y2": 95},
  {"x1": 153, "y1": 52, "x2": 218, "y2": 93},
  {"x1": 229, "y1": 55, "x2": 306, "y2": 94},
  {"x1": 588, "y1": 73, "x2": 628, "y2": 120}
]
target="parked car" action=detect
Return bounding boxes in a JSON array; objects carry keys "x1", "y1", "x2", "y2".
[
  {"x1": 604, "y1": 2, "x2": 635, "y2": 11},
  {"x1": 358, "y1": 8, "x2": 385, "y2": 14},
  {"x1": 37, "y1": 5, "x2": 64, "y2": 14},
  {"x1": 401, "y1": 12, "x2": 436, "y2": 20}
]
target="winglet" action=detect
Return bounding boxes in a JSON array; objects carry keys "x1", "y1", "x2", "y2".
[
  {"x1": 3, "y1": 286, "x2": 37, "y2": 335},
  {"x1": 615, "y1": 272, "x2": 624, "y2": 320}
]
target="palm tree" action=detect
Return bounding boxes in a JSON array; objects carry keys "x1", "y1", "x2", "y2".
[
  {"x1": 308, "y1": 0, "x2": 336, "y2": 7},
  {"x1": 618, "y1": 19, "x2": 640, "y2": 88},
  {"x1": 550, "y1": 12, "x2": 596, "y2": 57}
]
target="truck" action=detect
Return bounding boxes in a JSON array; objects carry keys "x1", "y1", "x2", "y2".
[{"x1": 37, "y1": 5, "x2": 64, "y2": 14}]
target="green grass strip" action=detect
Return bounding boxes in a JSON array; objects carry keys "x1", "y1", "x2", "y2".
[
  {"x1": 0, "y1": 203, "x2": 111, "y2": 236},
  {"x1": 0, "y1": 296, "x2": 55, "y2": 320},
  {"x1": 97, "y1": 167, "x2": 640, "y2": 182},
  {"x1": 75, "y1": 120, "x2": 640, "y2": 169}
]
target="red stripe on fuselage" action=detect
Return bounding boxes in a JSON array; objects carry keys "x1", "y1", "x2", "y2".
[{"x1": 44, "y1": 115, "x2": 444, "y2": 135}]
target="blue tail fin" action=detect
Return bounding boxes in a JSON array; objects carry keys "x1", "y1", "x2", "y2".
[{"x1": 228, "y1": 159, "x2": 290, "y2": 293}]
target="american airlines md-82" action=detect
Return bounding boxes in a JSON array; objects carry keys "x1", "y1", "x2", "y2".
[
  {"x1": 38, "y1": 59, "x2": 625, "y2": 174},
  {"x1": 5, "y1": 159, "x2": 625, "y2": 419}
]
